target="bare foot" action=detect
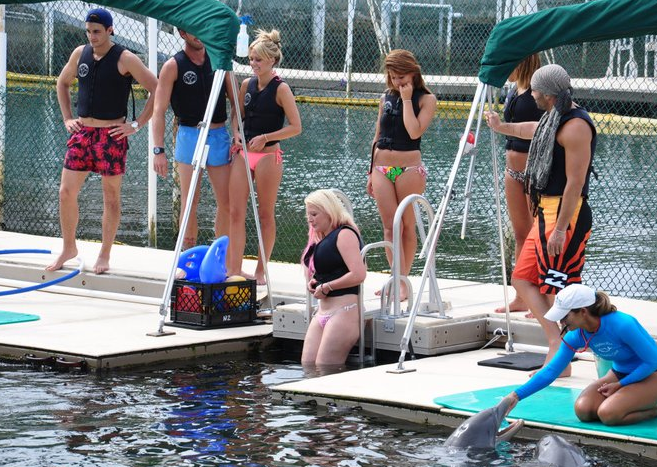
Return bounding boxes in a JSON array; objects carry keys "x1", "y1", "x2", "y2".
[
  {"x1": 374, "y1": 285, "x2": 408, "y2": 301},
  {"x1": 524, "y1": 312, "x2": 535, "y2": 319},
  {"x1": 254, "y1": 272, "x2": 266, "y2": 286},
  {"x1": 93, "y1": 256, "x2": 110, "y2": 275},
  {"x1": 46, "y1": 248, "x2": 78, "y2": 271},
  {"x1": 494, "y1": 297, "x2": 528, "y2": 313}
]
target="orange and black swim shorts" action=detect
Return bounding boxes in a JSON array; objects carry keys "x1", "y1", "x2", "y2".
[{"x1": 512, "y1": 196, "x2": 592, "y2": 295}]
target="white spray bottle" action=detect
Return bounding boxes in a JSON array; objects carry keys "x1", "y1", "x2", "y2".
[{"x1": 236, "y1": 16, "x2": 250, "y2": 58}]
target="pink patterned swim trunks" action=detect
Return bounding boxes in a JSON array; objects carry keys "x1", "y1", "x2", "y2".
[{"x1": 64, "y1": 126, "x2": 129, "y2": 176}]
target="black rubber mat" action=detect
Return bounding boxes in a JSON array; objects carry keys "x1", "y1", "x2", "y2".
[{"x1": 477, "y1": 352, "x2": 546, "y2": 371}]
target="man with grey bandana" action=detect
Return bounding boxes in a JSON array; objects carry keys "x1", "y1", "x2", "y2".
[{"x1": 486, "y1": 64, "x2": 596, "y2": 376}]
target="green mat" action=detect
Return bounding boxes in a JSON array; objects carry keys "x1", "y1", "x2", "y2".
[
  {"x1": 434, "y1": 385, "x2": 657, "y2": 441},
  {"x1": 0, "y1": 311, "x2": 40, "y2": 325}
]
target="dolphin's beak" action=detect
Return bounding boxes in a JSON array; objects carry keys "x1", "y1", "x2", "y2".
[{"x1": 496, "y1": 419, "x2": 524, "y2": 442}]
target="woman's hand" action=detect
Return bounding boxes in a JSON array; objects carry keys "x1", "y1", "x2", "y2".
[
  {"x1": 399, "y1": 82, "x2": 413, "y2": 101},
  {"x1": 598, "y1": 381, "x2": 621, "y2": 398},
  {"x1": 248, "y1": 134, "x2": 267, "y2": 152},
  {"x1": 366, "y1": 173, "x2": 374, "y2": 197}
]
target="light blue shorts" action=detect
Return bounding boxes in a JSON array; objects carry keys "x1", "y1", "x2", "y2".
[{"x1": 174, "y1": 125, "x2": 231, "y2": 167}]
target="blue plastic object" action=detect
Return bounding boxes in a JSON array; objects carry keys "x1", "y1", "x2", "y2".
[
  {"x1": 177, "y1": 245, "x2": 210, "y2": 282},
  {"x1": 0, "y1": 249, "x2": 82, "y2": 297},
  {"x1": 199, "y1": 236, "x2": 229, "y2": 284}
]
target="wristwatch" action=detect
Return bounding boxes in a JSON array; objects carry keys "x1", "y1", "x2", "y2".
[
  {"x1": 153, "y1": 146, "x2": 165, "y2": 155},
  {"x1": 130, "y1": 121, "x2": 139, "y2": 132}
]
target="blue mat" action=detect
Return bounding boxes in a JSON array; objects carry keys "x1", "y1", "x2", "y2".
[
  {"x1": 434, "y1": 385, "x2": 657, "y2": 441},
  {"x1": 0, "y1": 310, "x2": 40, "y2": 325}
]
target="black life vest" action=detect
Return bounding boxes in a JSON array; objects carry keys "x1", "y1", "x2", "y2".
[
  {"x1": 243, "y1": 75, "x2": 285, "y2": 146},
  {"x1": 170, "y1": 51, "x2": 227, "y2": 127},
  {"x1": 76, "y1": 44, "x2": 132, "y2": 120},
  {"x1": 377, "y1": 89, "x2": 426, "y2": 151}
]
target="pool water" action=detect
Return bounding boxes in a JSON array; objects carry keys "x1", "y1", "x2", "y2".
[{"x1": 0, "y1": 351, "x2": 653, "y2": 467}]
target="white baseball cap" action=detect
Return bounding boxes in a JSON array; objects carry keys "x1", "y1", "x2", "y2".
[{"x1": 544, "y1": 284, "x2": 596, "y2": 322}]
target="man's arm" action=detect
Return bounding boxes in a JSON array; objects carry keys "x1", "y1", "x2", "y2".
[
  {"x1": 111, "y1": 50, "x2": 158, "y2": 140},
  {"x1": 56, "y1": 45, "x2": 84, "y2": 134},
  {"x1": 484, "y1": 110, "x2": 539, "y2": 139},
  {"x1": 151, "y1": 58, "x2": 176, "y2": 178},
  {"x1": 547, "y1": 117, "x2": 592, "y2": 256}
]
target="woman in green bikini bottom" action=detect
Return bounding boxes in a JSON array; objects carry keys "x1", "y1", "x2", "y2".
[{"x1": 366, "y1": 49, "x2": 437, "y2": 301}]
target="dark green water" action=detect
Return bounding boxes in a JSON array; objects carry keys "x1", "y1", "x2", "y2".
[
  {"x1": 0, "y1": 353, "x2": 654, "y2": 467},
  {"x1": 3, "y1": 88, "x2": 657, "y2": 299}
]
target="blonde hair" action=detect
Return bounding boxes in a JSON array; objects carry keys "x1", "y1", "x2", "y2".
[
  {"x1": 301, "y1": 190, "x2": 359, "y2": 274},
  {"x1": 249, "y1": 29, "x2": 283, "y2": 66},
  {"x1": 304, "y1": 190, "x2": 358, "y2": 241},
  {"x1": 509, "y1": 53, "x2": 541, "y2": 90},
  {"x1": 383, "y1": 49, "x2": 430, "y2": 95}
]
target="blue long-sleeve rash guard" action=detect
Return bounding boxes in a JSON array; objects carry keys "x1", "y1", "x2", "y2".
[{"x1": 516, "y1": 311, "x2": 657, "y2": 400}]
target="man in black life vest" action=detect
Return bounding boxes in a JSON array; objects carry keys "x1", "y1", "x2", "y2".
[
  {"x1": 48, "y1": 8, "x2": 158, "y2": 274},
  {"x1": 151, "y1": 29, "x2": 236, "y2": 249}
]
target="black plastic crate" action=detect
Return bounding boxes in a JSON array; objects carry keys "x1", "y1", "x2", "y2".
[{"x1": 170, "y1": 278, "x2": 257, "y2": 328}]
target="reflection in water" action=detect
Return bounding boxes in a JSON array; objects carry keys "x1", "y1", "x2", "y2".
[{"x1": 0, "y1": 357, "x2": 653, "y2": 467}]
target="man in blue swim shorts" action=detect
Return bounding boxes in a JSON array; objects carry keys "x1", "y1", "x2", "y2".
[{"x1": 152, "y1": 29, "x2": 236, "y2": 249}]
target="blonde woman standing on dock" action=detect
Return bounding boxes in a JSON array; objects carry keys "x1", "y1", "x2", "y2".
[{"x1": 228, "y1": 29, "x2": 302, "y2": 285}]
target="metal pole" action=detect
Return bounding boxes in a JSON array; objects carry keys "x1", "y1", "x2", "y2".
[
  {"x1": 149, "y1": 70, "x2": 226, "y2": 337},
  {"x1": 461, "y1": 88, "x2": 487, "y2": 238},
  {"x1": 227, "y1": 71, "x2": 273, "y2": 311},
  {"x1": 147, "y1": 18, "x2": 158, "y2": 248},
  {"x1": 420, "y1": 82, "x2": 485, "y2": 259},
  {"x1": 0, "y1": 5, "x2": 6, "y2": 229},
  {"x1": 486, "y1": 87, "x2": 514, "y2": 352},
  {"x1": 343, "y1": 0, "x2": 355, "y2": 97},
  {"x1": 44, "y1": 5, "x2": 54, "y2": 76},
  {"x1": 311, "y1": 0, "x2": 325, "y2": 71}
]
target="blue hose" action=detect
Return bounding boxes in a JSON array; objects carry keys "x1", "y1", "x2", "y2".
[{"x1": 0, "y1": 249, "x2": 83, "y2": 297}]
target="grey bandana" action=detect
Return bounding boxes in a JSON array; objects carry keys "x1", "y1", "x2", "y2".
[{"x1": 525, "y1": 64, "x2": 573, "y2": 213}]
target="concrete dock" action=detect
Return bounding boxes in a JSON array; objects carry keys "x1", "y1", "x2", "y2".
[{"x1": 3, "y1": 230, "x2": 657, "y2": 458}]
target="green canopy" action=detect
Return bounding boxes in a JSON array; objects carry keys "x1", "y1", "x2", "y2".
[
  {"x1": 1, "y1": 0, "x2": 239, "y2": 71},
  {"x1": 479, "y1": 0, "x2": 657, "y2": 87}
]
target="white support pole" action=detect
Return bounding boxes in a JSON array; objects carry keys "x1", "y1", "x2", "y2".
[
  {"x1": 147, "y1": 17, "x2": 158, "y2": 248},
  {"x1": 311, "y1": 0, "x2": 325, "y2": 71},
  {"x1": 44, "y1": 6, "x2": 54, "y2": 76},
  {"x1": 343, "y1": 0, "x2": 355, "y2": 97},
  {"x1": 0, "y1": 5, "x2": 6, "y2": 228}
]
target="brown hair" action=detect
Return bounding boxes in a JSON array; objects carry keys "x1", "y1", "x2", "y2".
[
  {"x1": 586, "y1": 290, "x2": 617, "y2": 317},
  {"x1": 249, "y1": 29, "x2": 283, "y2": 66},
  {"x1": 509, "y1": 53, "x2": 541, "y2": 90},
  {"x1": 383, "y1": 49, "x2": 431, "y2": 95}
]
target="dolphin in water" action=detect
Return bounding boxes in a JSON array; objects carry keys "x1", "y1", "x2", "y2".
[
  {"x1": 536, "y1": 434, "x2": 587, "y2": 467},
  {"x1": 444, "y1": 398, "x2": 524, "y2": 449}
]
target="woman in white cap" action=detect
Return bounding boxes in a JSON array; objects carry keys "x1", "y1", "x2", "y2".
[{"x1": 502, "y1": 284, "x2": 657, "y2": 426}]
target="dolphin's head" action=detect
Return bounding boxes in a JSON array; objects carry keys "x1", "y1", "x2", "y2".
[
  {"x1": 537, "y1": 435, "x2": 587, "y2": 467},
  {"x1": 444, "y1": 399, "x2": 524, "y2": 449}
]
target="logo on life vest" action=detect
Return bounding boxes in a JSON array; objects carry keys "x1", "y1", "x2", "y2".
[
  {"x1": 545, "y1": 269, "x2": 568, "y2": 289},
  {"x1": 182, "y1": 71, "x2": 197, "y2": 85},
  {"x1": 78, "y1": 63, "x2": 89, "y2": 78},
  {"x1": 244, "y1": 92, "x2": 252, "y2": 106},
  {"x1": 383, "y1": 100, "x2": 393, "y2": 113}
]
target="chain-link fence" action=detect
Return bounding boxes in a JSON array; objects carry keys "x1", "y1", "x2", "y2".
[{"x1": 1, "y1": 1, "x2": 656, "y2": 299}]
